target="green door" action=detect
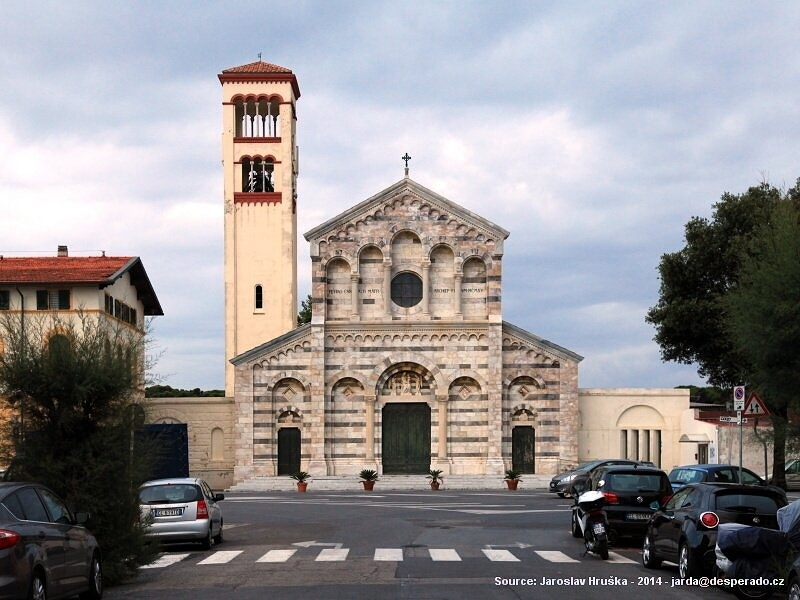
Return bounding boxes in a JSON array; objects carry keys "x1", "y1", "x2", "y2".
[
  {"x1": 277, "y1": 427, "x2": 301, "y2": 475},
  {"x1": 512, "y1": 426, "x2": 535, "y2": 474},
  {"x1": 382, "y1": 403, "x2": 431, "y2": 474}
]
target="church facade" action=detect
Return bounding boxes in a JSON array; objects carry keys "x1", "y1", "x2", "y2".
[{"x1": 226, "y1": 119, "x2": 583, "y2": 480}]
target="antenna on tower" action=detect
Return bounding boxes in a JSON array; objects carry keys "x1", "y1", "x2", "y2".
[{"x1": 258, "y1": 52, "x2": 262, "y2": 61}]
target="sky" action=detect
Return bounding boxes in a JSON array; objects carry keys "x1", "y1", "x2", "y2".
[{"x1": 1, "y1": 1, "x2": 798, "y2": 392}]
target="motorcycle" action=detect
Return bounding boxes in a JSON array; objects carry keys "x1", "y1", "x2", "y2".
[
  {"x1": 571, "y1": 489, "x2": 610, "y2": 560},
  {"x1": 715, "y1": 499, "x2": 800, "y2": 600}
]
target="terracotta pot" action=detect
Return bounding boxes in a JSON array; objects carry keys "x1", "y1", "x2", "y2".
[
  {"x1": 430, "y1": 481, "x2": 441, "y2": 490},
  {"x1": 505, "y1": 479, "x2": 519, "y2": 491},
  {"x1": 297, "y1": 482, "x2": 308, "y2": 492},
  {"x1": 362, "y1": 480, "x2": 375, "y2": 491}
]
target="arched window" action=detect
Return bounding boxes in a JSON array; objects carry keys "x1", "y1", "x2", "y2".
[
  {"x1": 241, "y1": 157, "x2": 274, "y2": 192},
  {"x1": 255, "y1": 285, "x2": 263, "y2": 310}
]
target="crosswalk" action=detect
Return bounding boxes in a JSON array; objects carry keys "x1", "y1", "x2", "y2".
[{"x1": 142, "y1": 547, "x2": 638, "y2": 569}]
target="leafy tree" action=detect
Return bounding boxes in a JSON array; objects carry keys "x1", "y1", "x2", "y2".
[
  {"x1": 297, "y1": 293, "x2": 312, "y2": 326},
  {"x1": 0, "y1": 312, "x2": 157, "y2": 582},
  {"x1": 724, "y1": 200, "x2": 800, "y2": 487},
  {"x1": 646, "y1": 182, "x2": 783, "y2": 386},
  {"x1": 647, "y1": 178, "x2": 800, "y2": 487},
  {"x1": 145, "y1": 384, "x2": 224, "y2": 397}
]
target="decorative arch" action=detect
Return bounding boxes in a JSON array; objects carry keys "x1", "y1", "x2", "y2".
[
  {"x1": 358, "y1": 245, "x2": 385, "y2": 319},
  {"x1": 325, "y1": 256, "x2": 352, "y2": 320},
  {"x1": 430, "y1": 244, "x2": 456, "y2": 318},
  {"x1": 461, "y1": 255, "x2": 487, "y2": 319}
]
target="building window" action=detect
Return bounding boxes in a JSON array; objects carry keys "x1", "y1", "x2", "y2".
[
  {"x1": 242, "y1": 158, "x2": 274, "y2": 192},
  {"x1": 0, "y1": 290, "x2": 9, "y2": 310},
  {"x1": 255, "y1": 285, "x2": 263, "y2": 310},
  {"x1": 391, "y1": 272, "x2": 422, "y2": 308},
  {"x1": 36, "y1": 290, "x2": 70, "y2": 310}
]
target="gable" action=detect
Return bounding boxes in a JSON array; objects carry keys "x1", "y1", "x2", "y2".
[
  {"x1": 304, "y1": 178, "x2": 510, "y2": 255},
  {"x1": 502, "y1": 321, "x2": 583, "y2": 365}
]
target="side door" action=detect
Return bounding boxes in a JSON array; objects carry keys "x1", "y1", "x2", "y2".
[
  {"x1": 14, "y1": 487, "x2": 69, "y2": 596},
  {"x1": 37, "y1": 486, "x2": 89, "y2": 593},
  {"x1": 201, "y1": 480, "x2": 223, "y2": 536},
  {"x1": 651, "y1": 486, "x2": 693, "y2": 559}
]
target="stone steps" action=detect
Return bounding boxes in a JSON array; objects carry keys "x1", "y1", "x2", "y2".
[{"x1": 227, "y1": 473, "x2": 552, "y2": 492}]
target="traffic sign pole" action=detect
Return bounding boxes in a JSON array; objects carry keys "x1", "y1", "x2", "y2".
[{"x1": 734, "y1": 387, "x2": 745, "y2": 482}]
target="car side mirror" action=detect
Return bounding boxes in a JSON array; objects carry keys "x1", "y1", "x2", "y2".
[
  {"x1": 214, "y1": 493, "x2": 225, "y2": 501},
  {"x1": 649, "y1": 501, "x2": 660, "y2": 511}
]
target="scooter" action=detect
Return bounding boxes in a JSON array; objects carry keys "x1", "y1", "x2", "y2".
[{"x1": 571, "y1": 489, "x2": 610, "y2": 560}]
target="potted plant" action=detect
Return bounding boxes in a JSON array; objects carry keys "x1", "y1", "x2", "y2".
[
  {"x1": 290, "y1": 471, "x2": 310, "y2": 492},
  {"x1": 427, "y1": 469, "x2": 444, "y2": 490},
  {"x1": 504, "y1": 469, "x2": 522, "y2": 491},
  {"x1": 359, "y1": 469, "x2": 379, "y2": 491}
]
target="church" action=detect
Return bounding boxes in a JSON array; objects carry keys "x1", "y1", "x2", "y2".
[{"x1": 220, "y1": 60, "x2": 584, "y2": 482}]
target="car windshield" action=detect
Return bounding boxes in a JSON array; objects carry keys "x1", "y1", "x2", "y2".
[
  {"x1": 139, "y1": 484, "x2": 200, "y2": 504},
  {"x1": 715, "y1": 492, "x2": 782, "y2": 513},
  {"x1": 605, "y1": 473, "x2": 667, "y2": 493},
  {"x1": 669, "y1": 469, "x2": 704, "y2": 484}
]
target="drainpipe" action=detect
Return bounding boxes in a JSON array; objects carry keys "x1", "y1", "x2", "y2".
[{"x1": 15, "y1": 287, "x2": 24, "y2": 338}]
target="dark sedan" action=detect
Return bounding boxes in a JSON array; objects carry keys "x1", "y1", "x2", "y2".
[
  {"x1": 0, "y1": 482, "x2": 102, "y2": 600},
  {"x1": 550, "y1": 459, "x2": 641, "y2": 497},
  {"x1": 668, "y1": 464, "x2": 765, "y2": 492},
  {"x1": 641, "y1": 482, "x2": 787, "y2": 580}
]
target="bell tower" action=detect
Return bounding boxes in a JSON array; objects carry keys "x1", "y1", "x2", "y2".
[{"x1": 219, "y1": 61, "x2": 300, "y2": 395}]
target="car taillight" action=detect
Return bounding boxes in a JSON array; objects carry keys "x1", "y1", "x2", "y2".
[
  {"x1": 602, "y1": 491, "x2": 619, "y2": 504},
  {"x1": 196, "y1": 499, "x2": 209, "y2": 519},
  {"x1": 699, "y1": 511, "x2": 719, "y2": 528},
  {"x1": 0, "y1": 529, "x2": 20, "y2": 550}
]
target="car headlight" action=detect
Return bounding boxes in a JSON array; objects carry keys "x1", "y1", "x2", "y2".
[{"x1": 562, "y1": 473, "x2": 576, "y2": 482}]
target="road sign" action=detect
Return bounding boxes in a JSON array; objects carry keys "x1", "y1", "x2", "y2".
[
  {"x1": 719, "y1": 416, "x2": 749, "y2": 424},
  {"x1": 743, "y1": 392, "x2": 769, "y2": 417},
  {"x1": 733, "y1": 386, "x2": 746, "y2": 411}
]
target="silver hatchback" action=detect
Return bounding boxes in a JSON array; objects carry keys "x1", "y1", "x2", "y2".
[{"x1": 138, "y1": 478, "x2": 224, "y2": 549}]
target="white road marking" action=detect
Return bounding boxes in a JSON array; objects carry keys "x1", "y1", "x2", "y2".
[
  {"x1": 482, "y1": 549, "x2": 520, "y2": 562},
  {"x1": 535, "y1": 550, "x2": 579, "y2": 563},
  {"x1": 374, "y1": 548, "x2": 404, "y2": 561},
  {"x1": 257, "y1": 549, "x2": 297, "y2": 562},
  {"x1": 315, "y1": 548, "x2": 350, "y2": 561},
  {"x1": 142, "y1": 553, "x2": 190, "y2": 569},
  {"x1": 429, "y1": 548, "x2": 461, "y2": 561},
  {"x1": 608, "y1": 551, "x2": 637, "y2": 564},
  {"x1": 197, "y1": 551, "x2": 242, "y2": 565}
]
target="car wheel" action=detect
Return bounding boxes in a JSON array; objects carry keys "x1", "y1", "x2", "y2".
[
  {"x1": 571, "y1": 511, "x2": 582, "y2": 538},
  {"x1": 79, "y1": 554, "x2": 103, "y2": 600},
  {"x1": 213, "y1": 520, "x2": 224, "y2": 545},
  {"x1": 787, "y1": 576, "x2": 800, "y2": 600},
  {"x1": 641, "y1": 533, "x2": 662, "y2": 568},
  {"x1": 201, "y1": 525, "x2": 213, "y2": 550},
  {"x1": 28, "y1": 569, "x2": 46, "y2": 600},
  {"x1": 678, "y1": 542, "x2": 697, "y2": 580}
]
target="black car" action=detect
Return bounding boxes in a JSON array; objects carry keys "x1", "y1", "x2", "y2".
[
  {"x1": 641, "y1": 482, "x2": 788, "y2": 580},
  {"x1": 551, "y1": 459, "x2": 641, "y2": 497},
  {"x1": 668, "y1": 463, "x2": 765, "y2": 492},
  {"x1": 572, "y1": 465, "x2": 672, "y2": 542},
  {"x1": 0, "y1": 482, "x2": 103, "y2": 600}
]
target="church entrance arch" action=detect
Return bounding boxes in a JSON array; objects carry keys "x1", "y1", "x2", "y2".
[
  {"x1": 382, "y1": 403, "x2": 431, "y2": 474},
  {"x1": 377, "y1": 363, "x2": 435, "y2": 474}
]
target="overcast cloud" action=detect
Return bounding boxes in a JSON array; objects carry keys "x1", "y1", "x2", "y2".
[{"x1": 2, "y1": 1, "x2": 798, "y2": 391}]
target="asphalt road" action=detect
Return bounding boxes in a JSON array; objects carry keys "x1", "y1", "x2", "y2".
[{"x1": 106, "y1": 490, "x2": 740, "y2": 600}]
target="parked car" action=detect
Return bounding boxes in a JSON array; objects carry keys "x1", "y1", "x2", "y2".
[
  {"x1": 139, "y1": 478, "x2": 224, "y2": 549},
  {"x1": 769, "y1": 458, "x2": 800, "y2": 490},
  {"x1": 668, "y1": 464, "x2": 765, "y2": 492},
  {"x1": 786, "y1": 546, "x2": 800, "y2": 600},
  {"x1": 571, "y1": 465, "x2": 672, "y2": 543},
  {"x1": 551, "y1": 459, "x2": 641, "y2": 497},
  {"x1": 641, "y1": 482, "x2": 788, "y2": 580},
  {"x1": 0, "y1": 481, "x2": 103, "y2": 600}
]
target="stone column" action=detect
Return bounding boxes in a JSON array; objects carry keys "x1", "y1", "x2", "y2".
[
  {"x1": 454, "y1": 272, "x2": 463, "y2": 318},
  {"x1": 350, "y1": 272, "x2": 360, "y2": 320},
  {"x1": 421, "y1": 260, "x2": 431, "y2": 316},
  {"x1": 365, "y1": 395, "x2": 377, "y2": 464},
  {"x1": 383, "y1": 261, "x2": 392, "y2": 318},
  {"x1": 435, "y1": 395, "x2": 448, "y2": 470}
]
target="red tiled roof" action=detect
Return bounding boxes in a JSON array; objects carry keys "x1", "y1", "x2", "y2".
[
  {"x1": 0, "y1": 256, "x2": 134, "y2": 284},
  {"x1": 221, "y1": 61, "x2": 292, "y2": 74}
]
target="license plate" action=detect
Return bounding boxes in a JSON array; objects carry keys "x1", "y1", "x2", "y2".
[
  {"x1": 626, "y1": 512, "x2": 651, "y2": 520},
  {"x1": 592, "y1": 523, "x2": 606, "y2": 534},
  {"x1": 154, "y1": 508, "x2": 184, "y2": 517}
]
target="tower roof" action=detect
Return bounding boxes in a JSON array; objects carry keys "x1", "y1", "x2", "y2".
[{"x1": 218, "y1": 61, "x2": 300, "y2": 98}]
